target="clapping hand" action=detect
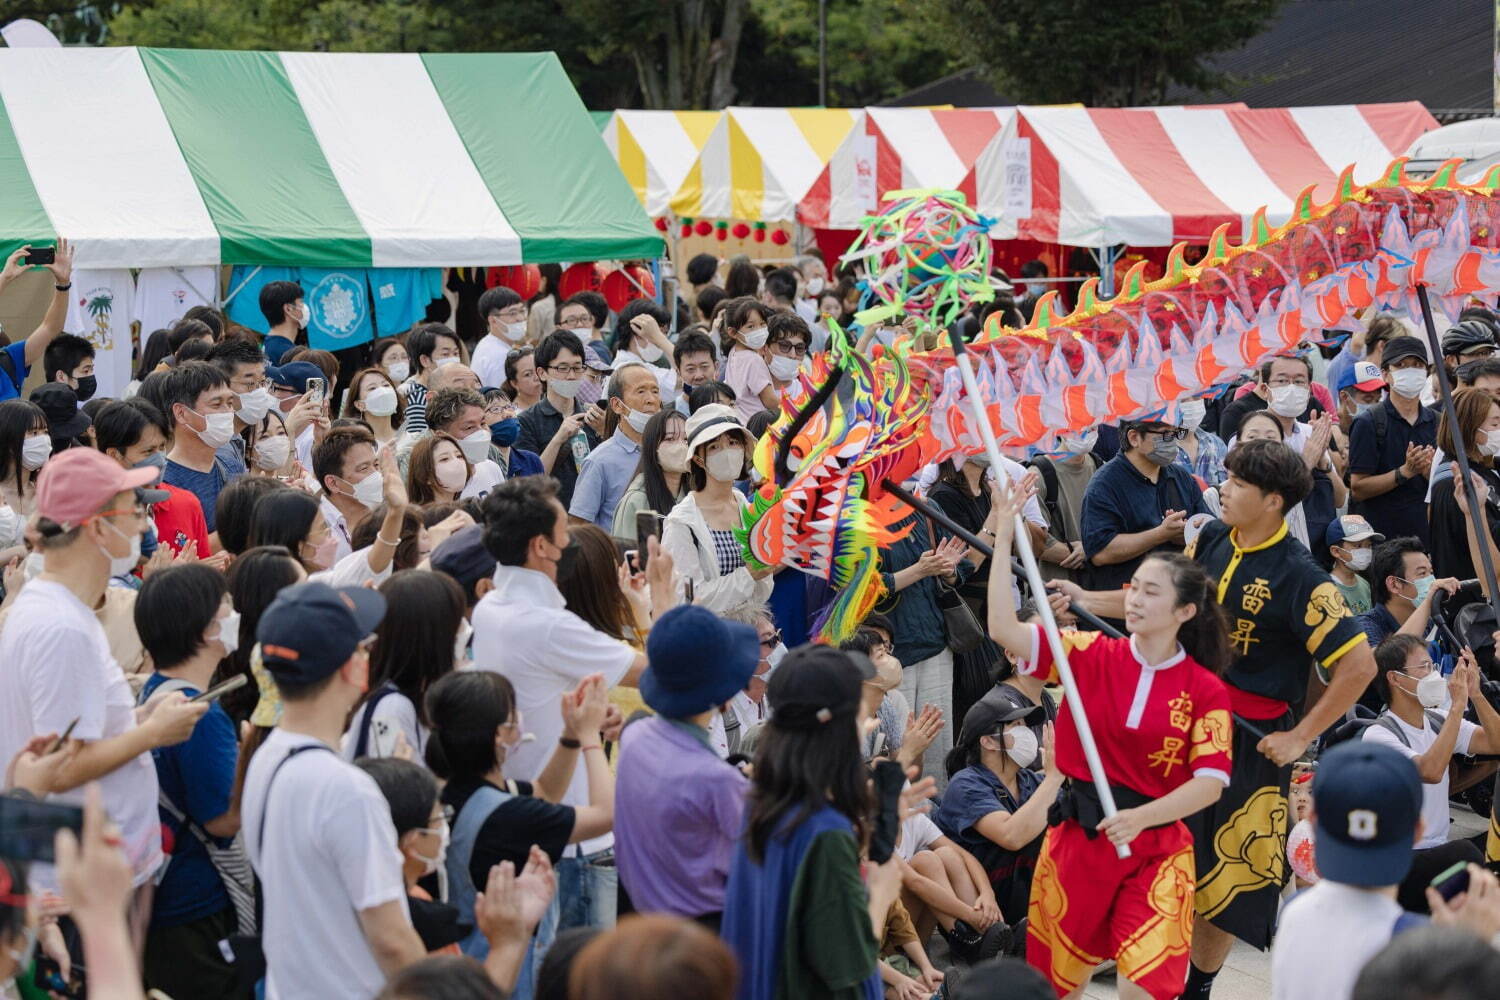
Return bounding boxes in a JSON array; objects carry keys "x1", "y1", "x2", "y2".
[{"x1": 475, "y1": 845, "x2": 557, "y2": 948}]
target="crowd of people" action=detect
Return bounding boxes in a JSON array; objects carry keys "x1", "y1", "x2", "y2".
[{"x1": 1, "y1": 239, "x2": 1500, "y2": 1000}]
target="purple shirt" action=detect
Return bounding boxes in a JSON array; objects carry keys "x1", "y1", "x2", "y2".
[{"x1": 614, "y1": 715, "x2": 748, "y2": 917}]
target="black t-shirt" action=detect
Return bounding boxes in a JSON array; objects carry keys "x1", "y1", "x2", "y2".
[
  {"x1": 1187, "y1": 519, "x2": 1366, "y2": 710},
  {"x1": 446, "y1": 268, "x2": 488, "y2": 346},
  {"x1": 1430, "y1": 464, "x2": 1500, "y2": 580},
  {"x1": 1348, "y1": 399, "x2": 1438, "y2": 545},
  {"x1": 514, "y1": 397, "x2": 602, "y2": 508},
  {"x1": 441, "y1": 777, "x2": 576, "y2": 892}
]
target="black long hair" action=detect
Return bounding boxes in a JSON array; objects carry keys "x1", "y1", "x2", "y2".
[
  {"x1": 635, "y1": 408, "x2": 688, "y2": 515},
  {"x1": 246, "y1": 490, "x2": 320, "y2": 568},
  {"x1": 215, "y1": 545, "x2": 303, "y2": 725},
  {"x1": 745, "y1": 712, "x2": 871, "y2": 863},
  {"x1": 0, "y1": 399, "x2": 45, "y2": 499},
  {"x1": 424, "y1": 670, "x2": 517, "y2": 782},
  {"x1": 1140, "y1": 552, "x2": 1233, "y2": 674},
  {"x1": 355, "y1": 569, "x2": 466, "y2": 729}
]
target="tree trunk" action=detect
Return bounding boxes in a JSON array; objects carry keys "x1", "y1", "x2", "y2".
[{"x1": 708, "y1": 0, "x2": 746, "y2": 109}]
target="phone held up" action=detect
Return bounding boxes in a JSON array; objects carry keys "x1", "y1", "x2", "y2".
[
  {"x1": 0, "y1": 793, "x2": 83, "y2": 864},
  {"x1": 635, "y1": 511, "x2": 664, "y2": 573},
  {"x1": 22, "y1": 246, "x2": 55, "y2": 267}
]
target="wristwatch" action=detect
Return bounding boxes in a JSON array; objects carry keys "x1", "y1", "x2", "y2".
[
  {"x1": 1393, "y1": 467, "x2": 1409, "y2": 487},
  {"x1": 54, "y1": 283, "x2": 71, "y2": 292}
]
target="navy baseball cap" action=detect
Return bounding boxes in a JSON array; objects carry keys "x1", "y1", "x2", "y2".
[
  {"x1": 257, "y1": 581, "x2": 386, "y2": 686},
  {"x1": 268, "y1": 361, "x2": 324, "y2": 393},
  {"x1": 1380, "y1": 336, "x2": 1429, "y2": 369},
  {"x1": 641, "y1": 605, "x2": 759, "y2": 718},
  {"x1": 429, "y1": 525, "x2": 496, "y2": 603},
  {"x1": 1312, "y1": 741, "x2": 1422, "y2": 887},
  {"x1": 766, "y1": 645, "x2": 874, "y2": 729}
]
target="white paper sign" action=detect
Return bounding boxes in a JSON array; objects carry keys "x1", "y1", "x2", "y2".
[
  {"x1": 1002, "y1": 138, "x2": 1032, "y2": 220},
  {"x1": 853, "y1": 134, "x2": 878, "y2": 213}
]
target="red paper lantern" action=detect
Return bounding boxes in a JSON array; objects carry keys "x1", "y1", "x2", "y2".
[
  {"x1": 653, "y1": 217, "x2": 669, "y2": 231},
  {"x1": 753, "y1": 228, "x2": 766, "y2": 243},
  {"x1": 558, "y1": 262, "x2": 605, "y2": 299},
  {"x1": 679, "y1": 222, "x2": 692, "y2": 238},
  {"x1": 486, "y1": 264, "x2": 541, "y2": 299},
  {"x1": 731, "y1": 222, "x2": 751, "y2": 239},
  {"x1": 694, "y1": 220, "x2": 713, "y2": 236},
  {"x1": 714, "y1": 222, "x2": 728, "y2": 242},
  {"x1": 770, "y1": 229, "x2": 789, "y2": 246},
  {"x1": 598, "y1": 265, "x2": 658, "y2": 312}
]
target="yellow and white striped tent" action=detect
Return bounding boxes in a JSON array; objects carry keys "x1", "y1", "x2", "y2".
[
  {"x1": 669, "y1": 107, "x2": 858, "y2": 223},
  {"x1": 599, "y1": 110, "x2": 721, "y2": 218}
]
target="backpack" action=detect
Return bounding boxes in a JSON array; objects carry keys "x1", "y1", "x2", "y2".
[{"x1": 1372, "y1": 709, "x2": 1446, "y2": 749}]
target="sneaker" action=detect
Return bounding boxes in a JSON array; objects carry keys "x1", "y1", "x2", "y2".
[
  {"x1": 939, "y1": 919, "x2": 985, "y2": 964},
  {"x1": 1005, "y1": 916, "x2": 1027, "y2": 959},
  {"x1": 975, "y1": 920, "x2": 1012, "y2": 960}
]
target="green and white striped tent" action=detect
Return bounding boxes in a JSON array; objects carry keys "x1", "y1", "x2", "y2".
[{"x1": 0, "y1": 47, "x2": 663, "y2": 269}]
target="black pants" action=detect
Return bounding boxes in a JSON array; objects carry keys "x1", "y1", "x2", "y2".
[
  {"x1": 1398, "y1": 839, "x2": 1484, "y2": 914},
  {"x1": 143, "y1": 905, "x2": 251, "y2": 999}
]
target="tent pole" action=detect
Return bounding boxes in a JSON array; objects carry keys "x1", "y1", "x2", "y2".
[{"x1": 1416, "y1": 285, "x2": 1500, "y2": 623}]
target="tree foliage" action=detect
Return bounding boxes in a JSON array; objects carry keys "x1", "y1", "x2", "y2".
[{"x1": 935, "y1": 0, "x2": 1287, "y2": 106}]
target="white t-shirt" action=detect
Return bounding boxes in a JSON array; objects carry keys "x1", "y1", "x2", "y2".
[
  {"x1": 470, "y1": 333, "x2": 514, "y2": 390},
  {"x1": 131, "y1": 266, "x2": 219, "y2": 337},
  {"x1": 472, "y1": 566, "x2": 637, "y2": 855},
  {"x1": 460, "y1": 459, "x2": 504, "y2": 501},
  {"x1": 64, "y1": 268, "x2": 137, "y2": 399},
  {"x1": 1362, "y1": 711, "x2": 1477, "y2": 848},
  {"x1": 0, "y1": 580, "x2": 162, "y2": 886},
  {"x1": 242, "y1": 728, "x2": 408, "y2": 1000},
  {"x1": 1271, "y1": 881, "x2": 1405, "y2": 1000},
  {"x1": 341, "y1": 690, "x2": 426, "y2": 761},
  {"x1": 896, "y1": 810, "x2": 944, "y2": 863}
]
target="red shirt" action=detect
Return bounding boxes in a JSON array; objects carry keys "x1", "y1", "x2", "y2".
[
  {"x1": 152, "y1": 482, "x2": 210, "y2": 556},
  {"x1": 1020, "y1": 627, "x2": 1233, "y2": 798}
]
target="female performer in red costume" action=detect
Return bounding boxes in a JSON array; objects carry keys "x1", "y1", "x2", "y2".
[{"x1": 986, "y1": 486, "x2": 1234, "y2": 1000}]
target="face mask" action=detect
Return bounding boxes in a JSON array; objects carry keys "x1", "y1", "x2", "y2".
[
  {"x1": 1355, "y1": 400, "x2": 1381, "y2": 418},
  {"x1": 549, "y1": 377, "x2": 582, "y2": 400},
  {"x1": 255, "y1": 435, "x2": 290, "y2": 471},
  {"x1": 295, "y1": 303, "x2": 311, "y2": 328},
  {"x1": 1146, "y1": 436, "x2": 1179, "y2": 466},
  {"x1": 624, "y1": 408, "x2": 653, "y2": 434},
  {"x1": 1414, "y1": 670, "x2": 1447, "y2": 710},
  {"x1": 453, "y1": 619, "x2": 473, "y2": 666},
  {"x1": 490, "y1": 417, "x2": 520, "y2": 448},
  {"x1": 237, "y1": 387, "x2": 271, "y2": 424},
  {"x1": 657, "y1": 440, "x2": 690, "y2": 473},
  {"x1": 190, "y1": 410, "x2": 237, "y2": 450},
  {"x1": 1268, "y1": 383, "x2": 1310, "y2": 418},
  {"x1": 740, "y1": 326, "x2": 769, "y2": 350},
  {"x1": 458, "y1": 429, "x2": 491, "y2": 464},
  {"x1": 503, "y1": 322, "x2": 526, "y2": 343},
  {"x1": 1481, "y1": 428, "x2": 1500, "y2": 458},
  {"x1": 134, "y1": 451, "x2": 168, "y2": 477},
  {"x1": 345, "y1": 470, "x2": 384, "y2": 510},
  {"x1": 213, "y1": 609, "x2": 241, "y2": 657},
  {"x1": 385, "y1": 360, "x2": 410, "y2": 384},
  {"x1": 306, "y1": 533, "x2": 337, "y2": 570},
  {"x1": 96, "y1": 516, "x2": 142, "y2": 577},
  {"x1": 636, "y1": 341, "x2": 664, "y2": 364},
  {"x1": 1178, "y1": 399, "x2": 1206, "y2": 432},
  {"x1": 412, "y1": 820, "x2": 450, "y2": 877},
  {"x1": 967, "y1": 453, "x2": 992, "y2": 470},
  {"x1": 1003, "y1": 726, "x2": 1038, "y2": 767},
  {"x1": 361, "y1": 385, "x2": 398, "y2": 417},
  {"x1": 1390, "y1": 367, "x2": 1428, "y2": 399},
  {"x1": 20, "y1": 435, "x2": 51, "y2": 470},
  {"x1": 706, "y1": 446, "x2": 744, "y2": 483},
  {"x1": 1401, "y1": 574, "x2": 1436, "y2": 607},
  {"x1": 768, "y1": 354, "x2": 801, "y2": 381},
  {"x1": 1343, "y1": 547, "x2": 1373, "y2": 571},
  {"x1": 140, "y1": 523, "x2": 159, "y2": 562},
  {"x1": 1060, "y1": 429, "x2": 1098, "y2": 454},
  {"x1": 435, "y1": 457, "x2": 469, "y2": 493},
  {"x1": 72, "y1": 375, "x2": 97, "y2": 402},
  {"x1": 806, "y1": 277, "x2": 825, "y2": 296}
]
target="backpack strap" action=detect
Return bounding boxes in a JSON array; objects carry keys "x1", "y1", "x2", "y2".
[
  {"x1": 720, "y1": 706, "x2": 741, "y2": 757},
  {"x1": 1370, "y1": 403, "x2": 1390, "y2": 457},
  {"x1": 1373, "y1": 712, "x2": 1413, "y2": 749},
  {"x1": 1031, "y1": 457, "x2": 1067, "y2": 542},
  {"x1": 351, "y1": 683, "x2": 401, "y2": 759},
  {"x1": 254, "y1": 743, "x2": 337, "y2": 853}
]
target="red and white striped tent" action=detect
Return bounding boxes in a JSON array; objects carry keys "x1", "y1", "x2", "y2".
[
  {"x1": 798, "y1": 108, "x2": 1016, "y2": 230},
  {"x1": 967, "y1": 103, "x2": 1439, "y2": 247}
]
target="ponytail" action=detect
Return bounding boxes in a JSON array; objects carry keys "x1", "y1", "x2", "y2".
[{"x1": 1142, "y1": 553, "x2": 1233, "y2": 675}]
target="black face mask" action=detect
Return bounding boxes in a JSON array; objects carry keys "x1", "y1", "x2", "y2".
[{"x1": 73, "y1": 375, "x2": 97, "y2": 401}]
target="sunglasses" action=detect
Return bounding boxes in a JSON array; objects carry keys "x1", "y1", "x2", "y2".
[{"x1": 759, "y1": 629, "x2": 782, "y2": 649}]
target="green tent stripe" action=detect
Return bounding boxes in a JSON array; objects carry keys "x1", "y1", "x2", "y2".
[
  {"x1": 422, "y1": 53, "x2": 663, "y2": 264},
  {"x1": 590, "y1": 110, "x2": 613, "y2": 132},
  {"x1": 139, "y1": 48, "x2": 370, "y2": 267},
  {"x1": 0, "y1": 92, "x2": 54, "y2": 266}
]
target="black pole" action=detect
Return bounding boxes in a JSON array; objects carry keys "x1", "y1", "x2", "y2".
[{"x1": 1415, "y1": 285, "x2": 1500, "y2": 624}]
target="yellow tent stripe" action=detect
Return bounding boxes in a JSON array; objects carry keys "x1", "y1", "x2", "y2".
[
  {"x1": 615, "y1": 120, "x2": 649, "y2": 208},
  {"x1": 728, "y1": 115, "x2": 764, "y2": 220},
  {"x1": 786, "y1": 107, "x2": 856, "y2": 164},
  {"x1": 675, "y1": 156, "x2": 705, "y2": 217},
  {"x1": 676, "y1": 111, "x2": 721, "y2": 151}
]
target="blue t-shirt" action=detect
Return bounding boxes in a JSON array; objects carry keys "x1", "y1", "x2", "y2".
[
  {"x1": 264, "y1": 333, "x2": 296, "y2": 365},
  {"x1": 934, "y1": 764, "x2": 1044, "y2": 876},
  {"x1": 141, "y1": 673, "x2": 238, "y2": 928},
  {"x1": 0, "y1": 341, "x2": 29, "y2": 401},
  {"x1": 163, "y1": 449, "x2": 244, "y2": 534},
  {"x1": 301, "y1": 268, "x2": 374, "y2": 351},
  {"x1": 225, "y1": 265, "x2": 301, "y2": 334},
  {"x1": 370, "y1": 268, "x2": 443, "y2": 336}
]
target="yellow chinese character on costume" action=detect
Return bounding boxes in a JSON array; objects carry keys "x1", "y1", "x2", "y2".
[
  {"x1": 1241, "y1": 579, "x2": 1273, "y2": 615},
  {"x1": 1168, "y1": 692, "x2": 1193, "y2": 731},
  {"x1": 1229, "y1": 618, "x2": 1259, "y2": 656},
  {"x1": 1148, "y1": 737, "x2": 1186, "y2": 777}
]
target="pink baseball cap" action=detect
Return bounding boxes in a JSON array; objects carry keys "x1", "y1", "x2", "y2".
[{"x1": 35, "y1": 449, "x2": 162, "y2": 529}]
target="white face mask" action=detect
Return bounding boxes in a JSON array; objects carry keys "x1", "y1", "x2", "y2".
[
  {"x1": 213, "y1": 609, "x2": 241, "y2": 657},
  {"x1": 549, "y1": 377, "x2": 582, "y2": 400},
  {"x1": 1268, "y1": 383, "x2": 1310, "y2": 418},
  {"x1": 706, "y1": 446, "x2": 744, "y2": 483},
  {"x1": 435, "y1": 456, "x2": 469, "y2": 493},
  {"x1": 1355, "y1": 400, "x2": 1381, "y2": 418},
  {"x1": 237, "y1": 387, "x2": 272, "y2": 424},
  {"x1": 190, "y1": 409, "x2": 237, "y2": 450},
  {"x1": 294, "y1": 303, "x2": 311, "y2": 328},
  {"x1": 20, "y1": 434, "x2": 51, "y2": 471},
  {"x1": 1343, "y1": 547, "x2": 1373, "y2": 571},
  {"x1": 1390, "y1": 368, "x2": 1427, "y2": 399},
  {"x1": 1178, "y1": 399, "x2": 1206, "y2": 432},
  {"x1": 624, "y1": 407, "x2": 653, "y2": 434},
  {"x1": 1402, "y1": 670, "x2": 1447, "y2": 710},
  {"x1": 1481, "y1": 428, "x2": 1500, "y2": 458},
  {"x1": 806, "y1": 277, "x2": 825, "y2": 296},
  {"x1": 97, "y1": 516, "x2": 142, "y2": 578},
  {"x1": 505, "y1": 321, "x2": 526, "y2": 343},
  {"x1": 1059, "y1": 429, "x2": 1098, "y2": 454},
  {"x1": 657, "y1": 440, "x2": 690, "y2": 473},
  {"x1": 385, "y1": 360, "x2": 410, "y2": 384},
  {"x1": 740, "y1": 326, "x2": 769, "y2": 350},
  {"x1": 361, "y1": 385, "x2": 398, "y2": 417},
  {"x1": 255, "y1": 435, "x2": 290, "y2": 471},
  {"x1": 768, "y1": 354, "x2": 801, "y2": 381},
  {"x1": 1003, "y1": 725, "x2": 1038, "y2": 767},
  {"x1": 636, "y1": 341, "x2": 664, "y2": 364},
  {"x1": 457, "y1": 429, "x2": 491, "y2": 464},
  {"x1": 412, "y1": 820, "x2": 450, "y2": 877},
  {"x1": 344, "y1": 469, "x2": 384, "y2": 510}
]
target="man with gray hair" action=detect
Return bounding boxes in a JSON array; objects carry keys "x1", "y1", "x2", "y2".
[{"x1": 569, "y1": 361, "x2": 661, "y2": 528}]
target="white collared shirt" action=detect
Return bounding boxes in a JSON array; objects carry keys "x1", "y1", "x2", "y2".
[{"x1": 319, "y1": 495, "x2": 353, "y2": 564}]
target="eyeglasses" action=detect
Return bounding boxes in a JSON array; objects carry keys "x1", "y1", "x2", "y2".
[
  {"x1": 496, "y1": 307, "x2": 527, "y2": 322},
  {"x1": 759, "y1": 629, "x2": 782, "y2": 649},
  {"x1": 1267, "y1": 376, "x2": 1310, "y2": 388},
  {"x1": 1150, "y1": 429, "x2": 1188, "y2": 442},
  {"x1": 770, "y1": 341, "x2": 807, "y2": 358},
  {"x1": 1404, "y1": 660, "x2": 1437, "y2": 677},
  {"x1": 547, "y1": 364, "x2": 586, "y2": 377},
  {"x1": 557, "y1": 316, "x2": 592, "y2": 329}
]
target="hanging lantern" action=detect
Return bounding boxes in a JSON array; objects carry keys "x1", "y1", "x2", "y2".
[
  {"x1": 731, "y1": 221, "x2": 751, "y2": 239},
  {"x1": 680, "y1": 222, "x2": 693, "y2": 238},
  {"x1": 694, "y1": 220, "x2": 714, "y2": 237},
  {"x1": 654, "y1": 217, "x2": 669, "y2": 232},
  {"x1": 753, "y1": 221, "x2": 767, "y2": 244},
  {"x1": 770, "y1": 229, "x2": 789, "y2": 246},
  {"x1": 715, "y1": 221, "x2": 729, "y2": 242},
  {"x1": 487, "y1": 264, "x2": 541, "y2": 299},
  {"x1": 558, "y1": 262, "x2": 605, "y2": 299}
]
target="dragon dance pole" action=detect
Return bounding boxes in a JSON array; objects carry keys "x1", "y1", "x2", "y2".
[{"x1": 946, "y1": 319, "x2": 1129, "y2": 858}]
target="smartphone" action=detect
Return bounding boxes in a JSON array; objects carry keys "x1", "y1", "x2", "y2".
[
  {"x1": 636, "y1": 511, "x2": 664, "y2": 572},
  {"x1": 684, "y1": 578, "x2": 694, "y2": 604},
  {"x1": 624, "y1": 549, "x2": 640, "y2": 575},
  {"x1": 867, "y1": 759, "x2": 907, "y2": 864},
  {"x1": 48, "y1": 716, "x2": 80, "y2": 754},
  {"x1": 0, "y1": 793, "x2": 83, "y2": 863},
  {"x1": 1431, "y1": 860, "x2": 1472, "y2": 903},
  {"x1": 23, "y1": 246, "x2": 55, "y2": 266},
  {"x1": 304, "y1": 377, "x2": 326, "y2": 407},
  {"x1": 192, "y1": 673, "x2": 248, "y2": 704}
]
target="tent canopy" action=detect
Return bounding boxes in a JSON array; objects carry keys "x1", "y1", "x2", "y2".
[
  {"x1": 0, "y1": 48, "x2": 662, "y2": 270},
  {"x1": 670, "y1": 107, "x2": 857, "y2": 223},
  {"x1": 799, "y1": 108, "x2": 1016, "y2": 230},
  {"x1": 968, "y1": 103, "x2": 1438, "y2": 247},
  {"x1": 601, "y1": 110, "x2": 721, "y2": 218}
]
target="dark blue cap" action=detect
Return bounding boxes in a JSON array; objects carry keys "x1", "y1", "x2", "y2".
[
  {"x1": 256, "y1": 581, "x2": 386, "y2": 685},
  {"x1": 641, "y1": 605, "x2": 759, "y2": 718},
  {"x1": 429, "y1": 525, "x2": 496, "y2": 601},
  {"x1": 1312, "y1": 741, "x2": 1422, "y2": 886},
  {"x1": 268, "y1": 361, "x2": 324, "y2": 393}
]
